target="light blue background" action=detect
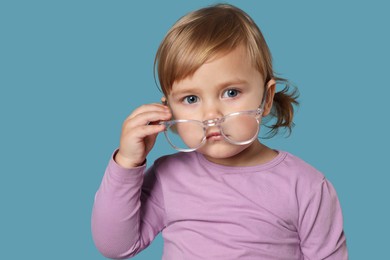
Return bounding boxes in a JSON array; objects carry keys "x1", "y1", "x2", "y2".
[{"x1": 1, "y1": 1, "x2": 389, "y2": 259}]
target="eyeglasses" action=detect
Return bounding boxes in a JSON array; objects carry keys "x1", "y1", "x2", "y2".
[{"x1": 159, "y1": 108, "x2": 264, "y2": 152}]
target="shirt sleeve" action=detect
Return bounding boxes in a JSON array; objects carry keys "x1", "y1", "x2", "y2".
[
  {"x1": 91, "y1": 151, "x2": 166, "y2": 259},
  {"x1": 298, "y1": 178, "x2": 348, "y2": 259}
]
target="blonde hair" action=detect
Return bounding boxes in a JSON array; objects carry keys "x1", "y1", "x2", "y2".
[{"x1": 154, "y1": 4, "x2": 299, "y2": 137}]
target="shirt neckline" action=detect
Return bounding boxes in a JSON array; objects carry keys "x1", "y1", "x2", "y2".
[{"x1": 195, "y1": 150, "x2": 287, "y2": 174}]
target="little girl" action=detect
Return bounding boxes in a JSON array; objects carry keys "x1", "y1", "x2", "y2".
[{"x1": 92, "y1": 4, "x2": 348, "y2": 259}]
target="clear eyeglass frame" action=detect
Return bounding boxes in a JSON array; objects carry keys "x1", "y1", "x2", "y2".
[{"x1": 159, "y1": 107, "x2": 265, "y2": 152}]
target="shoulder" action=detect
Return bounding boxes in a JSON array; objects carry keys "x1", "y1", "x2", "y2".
[
  {"x1": 275, "y1": 151, "x2": 338, "y2": 214},
  {"x1": 276, "y1": 151, "x2": 326, "y2": 191},
  {"x1": 154, "y1": 152, "x2": 198, "y2": 167},
  {"x1": 150, "y1": 152, "x2": 201, "y2": 176}
]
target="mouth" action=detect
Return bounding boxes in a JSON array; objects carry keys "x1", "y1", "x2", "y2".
[{"x1": 206, "y1": 132, "x2": 222, "y2": 140}]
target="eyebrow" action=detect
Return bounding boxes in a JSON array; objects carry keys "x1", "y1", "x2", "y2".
[{"x1": 171, "y1": 79, "x2": 249, "y2": 98}]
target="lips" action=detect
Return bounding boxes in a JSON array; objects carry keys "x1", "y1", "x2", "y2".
[{"x1": 206, "y1": 132, "x2": 222, "y2": 140}]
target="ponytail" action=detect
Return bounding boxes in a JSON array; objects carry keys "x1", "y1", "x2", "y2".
[{"x1": 264, "y1": 77, "x2": 299, "y2": 138}]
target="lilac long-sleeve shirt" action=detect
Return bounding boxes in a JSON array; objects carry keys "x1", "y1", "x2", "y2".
[{"x1": 92, "y1": 150, "x2": 347, "y2": 259}]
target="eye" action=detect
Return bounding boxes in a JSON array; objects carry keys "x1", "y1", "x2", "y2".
[
  {"x1": 222, "y1": 89, "x2": 240, "y2": 98},
  {"x1": 183, "y1": 95, "x2": 199, "y2": 104}
]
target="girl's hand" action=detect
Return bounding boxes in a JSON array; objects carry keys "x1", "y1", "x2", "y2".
[{"x1": 115, "y1": 103, "x2": 171, "y2": 168}]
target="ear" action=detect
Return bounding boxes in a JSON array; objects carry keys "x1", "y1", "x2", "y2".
[
  {"x1": 262, "y1": 79, "x2": 276, "y2": 117},
  {"x1": 161, "y1": 96, "x2": 168, "y2": 105}
]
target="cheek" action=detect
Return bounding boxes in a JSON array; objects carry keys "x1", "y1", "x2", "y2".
[
  {"x1": 232, "y1": 89, "x2": 264, "y2": 109},
  {"x1": 169, "y1": 104, "x2": 201, "y2": 120},
  {"x1": 221, "y1": 97, "x2": 263, "y2": 112},
  {"x1": 222, "y1": 115, "x2": 261, "y2": 143},
  {"x1": 168, "y1": 102, "x2": 202, "y2": 120}
]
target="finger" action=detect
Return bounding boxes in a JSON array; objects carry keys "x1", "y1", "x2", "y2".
[
  {"x1": 129, "y1": 124, "x2": 166, "y2": 140},
  {"x1": 127, "y1": 104, "x2": 170, "y2": 120},
  {"x1": 124, "y1": 110, "x2": 171, "y2": 129}
]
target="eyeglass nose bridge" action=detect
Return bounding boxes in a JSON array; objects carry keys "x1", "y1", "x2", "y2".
[{"x1": 202, "y1": 117, "x2": 225, "y2": 128}]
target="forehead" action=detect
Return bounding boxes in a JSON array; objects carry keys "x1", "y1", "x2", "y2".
[{"x1": 170, "y1": 45, "x2": 264, "y2": 95}]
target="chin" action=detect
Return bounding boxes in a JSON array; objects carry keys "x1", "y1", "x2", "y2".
[{"x1": 198, "y1": 142, "x2": 251, "y2": 160}]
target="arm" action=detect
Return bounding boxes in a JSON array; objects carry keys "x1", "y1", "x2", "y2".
[
  {"x1": 298, "y1": 178, "x2": 348, "y2": 259},
  {"x1": 92, "y1": 103, "x2": 170, "y2": 258},
  {"x1": 91, "y1": 151, "x2": 165, "y2": 259}
]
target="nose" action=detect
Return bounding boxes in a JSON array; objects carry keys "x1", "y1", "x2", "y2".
[{"x1": 202, "y1": 100, "x2": 224, "y2": 122}]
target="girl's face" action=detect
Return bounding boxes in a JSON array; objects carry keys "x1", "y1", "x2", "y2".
[{"x1": 167, "y1": 45, "x2": 275, "y2": 166}]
